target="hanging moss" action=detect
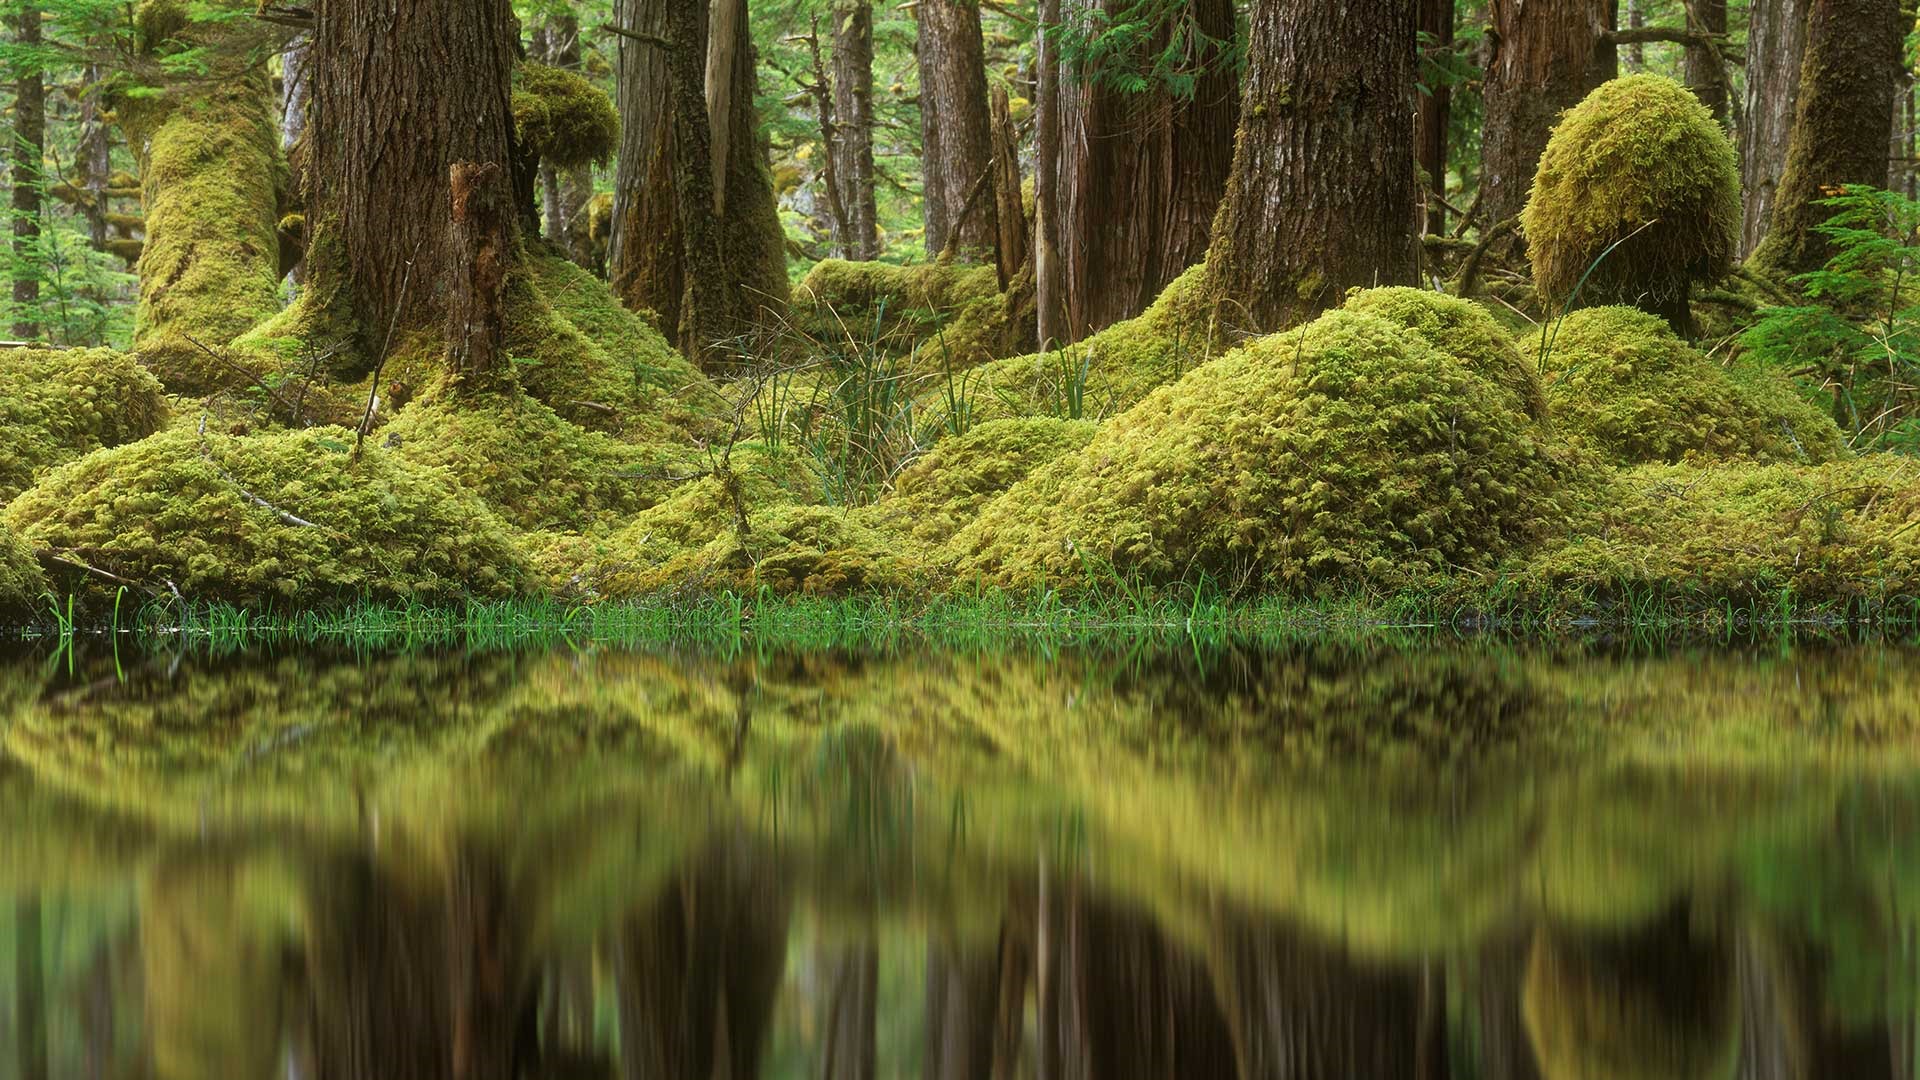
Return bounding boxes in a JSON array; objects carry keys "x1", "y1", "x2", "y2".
[
  {"x1": 943, "y1": 309, "x2": 1584, "y2": 590},
  {"x1": 512, "y1": 63, "x2": 620, "y2": 170},
  {"x1": 1529, "y1": 307, "x2": 1846, "y2": 466},
  {"x1": 1522, "y1": 75, "x2": 1740, "y2": 332},
  {"x1": 0, "y1": 348, "x2": 170, "y2": 504},
  {"x1": 0, "y1": 525, "x2": 46, "y2": 616},
  {"x1": 3, "y1": 427, "x2": 528, "y2": 604},
  {"x1": 1340, "y1": 287, "x2": 1549, "y2": 421},
  {"x1": 859, "y1": 417, "x2": 1098, "y2": 551}
]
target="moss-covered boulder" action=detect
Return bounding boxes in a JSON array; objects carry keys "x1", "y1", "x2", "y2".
[
  {"x1": 861, "y1": 417, "x2": 1098, "y2": 551},
  {"x1": 1341, "y1": 287, "x2": 1548, "y2": 421},
  {"x1": 1522, "y1": 74, "x2": 1740, "y2": 333},
  {"x1": 1531, "y1": 307, "x2": 1845, "y2": 466},
  {"x1": 943, "y1": 308, "x2": 1580, "y2": 590},
  {"x1": 0, "y1": 347, "x2": 170, "y2": 503},
  {"x1": 3, "y1": 427, "x2": 528, "y2": 604},
  {"x1": 512, "y1": 63, "x2": 618, "y2": 170},
  {"x1": 0, "y1": 524, "x2": 47, "y2": 616}
]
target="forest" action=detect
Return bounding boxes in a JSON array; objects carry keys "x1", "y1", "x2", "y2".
[{"x1": 1, "y1": 0, "x2": 1918, "y2": 621}]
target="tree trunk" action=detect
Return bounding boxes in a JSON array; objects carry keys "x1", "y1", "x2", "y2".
[
  {"x1": 916, "y1": 0, "x2": 997, "y2": 259},
  {"x1": 1418, "y1": 0, "x2": 1455, "y2": 235},
  {"x1": 610, "y1": 0, "x2": 677, "y2": 318},
  {"x1": 1481, "y1": 0, "x2": 1617, "y2": 229},
  {"x1": 990, "y1": 85, "x2": 1029, "y2": 288},
  {"x1": 818, "y1": 942, "x2": 877, "y2": 1080},
  {"x1": 831, "y1": 0, "x2": 878, "y2": 260},
  {"x1": 1034, "y1": 0, "x2": 1067, "y2": 347},
  {"x1": 1755, "y1": 0, "x2": 1904, "y2": 275},
  {"x1": 11, "y1": 3, "x2": 45, "y2": 340},
  {"x1": 307, "y1": 0, "x2": 520, "y2": 345},
  {"x1": 1741, "y1": 0, "x2": 1810, "y2": 256},
  {"x1": 447, "y1": 162, "x2": 513, "y2": 387},
  {"x1": 1057, "y1": 0, "x2": 1237, "y2": 339},
  {"x1": 78, "y1": 60, "x2": 112, "y2": 254},
  {"x1": 1682, "y1": 0, "x2": 1730, "y2": 121},
  {"x1": 1203, "y1": 0, "x2": 1420, "y2": 333},
  {"x1": 1624, "y1": 0, "x2": 1645, "y2": 70}
]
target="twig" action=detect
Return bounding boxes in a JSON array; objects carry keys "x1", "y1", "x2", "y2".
[
  {"x1": 600, "y1": 24, "x2": 670, "y2": 48},
  {"x1": 198, "y1": 415, "x2": 321, "y2": 529},
  {"x1": 355, "y1": 241, "x2": 423, "y2": 456},
  {"x1": 35, "y1": 551, "x2": 152, "y2": 592},
  {"x1": 179, "y1": 332, "x2": 301, "y2": 419}
]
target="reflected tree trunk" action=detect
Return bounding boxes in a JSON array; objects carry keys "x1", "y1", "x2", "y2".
[
  {"x1": 15, "y1": 897, "x2": 48, "y2": 1080},
  {"x1": 819, "y1": 939, "x2": 877, "y2": 1080}
]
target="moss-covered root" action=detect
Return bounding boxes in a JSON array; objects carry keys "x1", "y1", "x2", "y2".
[
  {"x1": 0, "y1": 524, "x2": 48, "y2": 617},
  {"x1": 0, "y1": 347, "x2": 170, "y2": 503},
  {"x1": 1340, "y1": 287, "x2": 1548, "y2": 421},
  {"x1": 1523, "y1": 74, "x2": 1740, "y2": 334},
  {"x1": 3, "y1": 427, "x2": 528, "y2": 605},
  {"x1": 943, "y1": 308, "x2": 1584, "y2": 591},
  {"x1": 859, "y1": 417, "x2": 1098, "y2": 551},
  {"x1": 1530, "y1": 306, "x2": 1847, "y2": 466}
]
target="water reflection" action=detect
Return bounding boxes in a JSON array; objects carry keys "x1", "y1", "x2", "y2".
[{"x1": 2, "y1": 641, "x2": 1918, "y2": 1077}]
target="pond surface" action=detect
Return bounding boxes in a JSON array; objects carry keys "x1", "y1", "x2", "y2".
[{"x1": 1, "y1": 638, "x2": 1918, "y2": 1078}]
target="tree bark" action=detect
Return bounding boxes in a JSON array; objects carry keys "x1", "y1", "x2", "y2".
[
  {"x1": 1754, "y1": 0, "x2": 1904, "y2": 275},
  {"x1": 1418, "y1": 0, "x2": 1455, "y2": 235},
  {"x1": 11, "y1": 3, "x2": 45, "y2": 340},
  {"x1": 1682, "y1": 0, "x2": 1730, "y2": 121},
  {"x1": 447, "y1": 162, "x2": 513, "y2": 387},
  {"x1": 1481, "y1": 0, "x2": 1617, "y2": 228},
  {"x1": 916, "y1": 0, "x2": 997, "y2": 259},
  {"x1": 1057, "y1": 0, "x2": 1237, "y2": 339},
  {"x1": 1740, "y1": 0, "x2": 1810, "y2": 255},
  {"x1": 1203, "y1": 0, "x2": 1421, "y2": 333},
  {"x1": 307, "y1": 0, "x2": 520, "y2": 342},
  {"x1": 990, "y1": 85, "x2": 1029, "y2": 288},
  {"x1": 831, "y1": 0, "x2": 879, "y2": 260},
  {"x1": 1034, "y1": 0, "x2": 1067, "y2": 346}
]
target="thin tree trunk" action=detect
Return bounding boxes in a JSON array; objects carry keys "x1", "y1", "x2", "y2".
[
  {"x1": 1418, "y1": 0, "x2": 1455, "y2": 235},
  {"x1": 1034, "y1": 0, "x2": 1066, "y2": 347},
  {"x1": 818, "y1": 941, "x2": 877, "y2": 1080},
  {"x1": 667, "y1": 0, "x2": 733, "y2": 359},
  {"x1": 1683, "y1": 0, "x2": 1730, "y2": 121},
  {"x1": 1624, "y1": 0, "x2": 1645, "y2": 70},
  {"x1": 1754, "y1": 0, "x2": 1904, "y2": 275},
  {"x1": 78, "y1": 60, "x2": 112, "y2": 253},
  {"x1": 916, "y1": 0, "x2": 997, "y2": 259},
  {"x1": 831, "y1": 0, "x2": 878, "y2": 259},
  {"x1": 1481, "y1": 0, "x2": 1617, "y2": 228},
  {"x1": 11, "y1": 3, "x2": 45, "y2": 340},
  {"x1": 1204, "y1": 0, "x2": 1421, "y2": 333},
  {"x1": 1741, "y1": 0, "x2": 1810, "y2": 256},
  {"x1": 990, "y1": 85, "x2": 1028, "y2": 288}
]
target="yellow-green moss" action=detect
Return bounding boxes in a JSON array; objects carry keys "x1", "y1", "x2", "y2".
[
  {"x1": 1523, "y1": 75, "x2": 1740, "y2": 322},
  {"x1": 1517, "y1": 455, "x2": 1920, "y2": 603},
  {"x1": 1531, "y1": 307, "x2": 1846, "y2": 465},
  {"x1": 0, "y1": 524, "x2": 46, "y2": 614},
  {"x1": 859, "y1": 417, "x2": 1098, "y2": 551},
  {"x1": 1341, "y1": 287, "x2": 1549, "y2": 421},
  {"x1": 0, "y1": 347, "x2": 170, "y2": 503},
  {"x1": 943, "y1": 309, "x2": 1583, "y2": 590},
  {"x1": 3, "y1": 427, "x2": 528, "y2": 604},
  {"x1": 512, "y1": 63, "x2": 619, "y2": 170}
]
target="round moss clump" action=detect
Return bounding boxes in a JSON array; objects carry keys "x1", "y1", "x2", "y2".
[
  {"x1": 943, "y1": 309, "x2": 1580, "y2": 590},
  {"x1": 513, "y1": 63, "x2": 619, "y2": 170},
  {"x1": 1531, "y1": 307, "x2": 1846, "y2": 465},
  {"x1": 861, "y1": 417, "x2": 1098, "y2": 550},
  {"x1": 1, "y1": 347, "x2": 170, "y2": 504},
  {"x1": 1342, "y1": 287, "x2": 1548, "y2": 421},
  {"x1": 0, "y1": 525, "x2": 47, "y2": 617},
  {"x1": 3, "y1": 427, "x2": 529, "y2": 604},
  {"x1": 1523, "y1": 75, "x2": 1740, "y2": 333}
]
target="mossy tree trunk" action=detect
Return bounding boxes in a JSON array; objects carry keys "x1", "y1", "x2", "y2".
[
  {"x1": 1417, "y1": 0, "x2": 1454, "y2": 236},
  {"x1": 1480, "y1": 0, "x2": 1616, "y2": 229},
  {"x1": 10, "y1": 3, "x2": 44, "y2": 340},
  {"x1": 1681, "y1": 0, "x2": 1729, "y2": 121},
  {"x1": 916, "y1": 0, "x2": 998, "y2": 260},
  {"x1": 1741, "y1": 0, "x2": 1810, "y2": 256},
  {"x1": 1202, "y1": 0, "x2": 1420, "y2": 334},
  {"x1": 1056, "y1": 0, "x2": 1237, "y2": 340},
  {"x1": 1754, "y1": 0, "x2": 1904, "y2": 276},
  {"x1": 830, "y1": 0, "x2": 879, "y2": 260}
]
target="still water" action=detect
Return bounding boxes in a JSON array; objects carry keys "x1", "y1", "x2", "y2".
[{"x1": 1, "y1": 638, "x2": 1918, "y2": 1078}]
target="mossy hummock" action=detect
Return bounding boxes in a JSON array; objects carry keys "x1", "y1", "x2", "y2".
[
  {"x1": 0, "y1": 525, "x2": 46, "y2": 616},
  {"x1": 0, "y1": 347, "x2": 170, "y2": 504},
  {"x1": 860, "y1": 417, "x2": 1098, "y2": 551}
]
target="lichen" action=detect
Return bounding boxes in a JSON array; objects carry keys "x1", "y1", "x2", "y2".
[
  {"x1": 512, "y1": 63, "x2": 620, "y2": 170},
  {"x1": 0, "y1": 347, "x2": 170, "y2": 504},
  {"x1": 859, "y1": 417, "x2": 1097, "y2": 551},
  {"x1": 1522, "y1": 75, "x2": 1740, "y2": 331},
  {"x1": 1340, "y1": 287, "x2": 1549, "y2": 421},
  {"x1": 942, "y1": 309, "x2": 1582, "y2": 590},
  {"x1": 0, "y1": 524, "x2": 47, "y2": 616},
  {"x1": 1529, "y1": 307, "x2": 1847, "y2": 466},
  {"x1": 3, "y1": 427, "x2": 528, "y2": 604}
]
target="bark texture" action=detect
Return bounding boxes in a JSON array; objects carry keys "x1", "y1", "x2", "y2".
[
  {"x1": 831, "y1": 0, "x2": 879, "y2": 260},
  {"x1": 1741, "y1": 0, "x2": 1810, "y2": 255},
  {"x1": 11, "y1": 4, "x2": 45, "y2": 339},
  {"x1": 916, "y1": 0, "x2": 997, "y2": 259},
  {"x1": 1056, "y1": 0, "x2": 1237, "y2": 339},
  {"x1": 1755, "y1": 0, "x2": 1904, "y2": 275},
  {"x1": 1203, "y1": 0, "x2": 1420, "y2": 333},
  {"x1": 1418, "y1": 0, "x2": 1455, "y2": 235},
  {"x1": 1034, "y1": 0, "x2": 1066, "y2": 345},
  {"x1": 1481, "y1": 0, "x2": 1616, "y2": 228},
  {"x1": 990, "y1": 86, "x2": 1029, "y2": 288},
  {"x1": 446, "y1": 162, "x2": 513, "y2": 387},
  {"x1": 1681, "y1": 0, "x2": 1730, "y2": 121},
  {"x1": 610, "y1": 0, "x2": 672, "y2": 304}
]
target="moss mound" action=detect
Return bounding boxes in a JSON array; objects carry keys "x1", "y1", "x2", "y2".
[
  {"x1": 1519, "y1": 455, "x2": 1920, "y2": 604},
  {"x1": 0, "y1": 347, "x2": 170, "y2": 503},
  {"x1": 0, "y1": 524, "x2": 47, "y2": 616},
  {"x1": 513, "y1": 63, "x2": 619, "y2": 169},
  {"x1": 796, "y1": 259, "x2": 1024, "y2": 368},
  {"x1": 1341, "y1": 287, "x2": 1548, "y2": 421},
  {"x1": 860, "y1": 417, "x2": 1098, "y2": 550},
  {"x1": 1523, "y1": 75, "x2": 1740, "y2": 327},
  {"x1": 943, "y1": 309, "x2": 1578, "y2": 590},
  {"x1": 1531, "y1": 307, "x2": 1846, "y2": 465},
  {"x1": 3, "y1": 427, "x2": 528, "y2": 604}
]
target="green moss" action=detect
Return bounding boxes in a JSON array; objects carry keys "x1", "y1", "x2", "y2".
[
  {"x1": 1522, "y1": 75, "x2": 1740, "y2": 329},
  {"x1": 943, "y1": 309, "x2": 1581, "y2": 590},
  {"x1": 859, "y1": 417, "x2": 1098, "y2": 551},
  {"x1": 3, "y1": 427, "x2": 528, "y2": 604},
  {"x1": 0, "y1": 524, "x2": 46, "y2": 616},
  {"x1": 1530, "y1": 307, "x2": 1846, "y2": 465},
  {"x1": 0, "y1": 347, "x2": 170, "y2": 504},
  {"x1": 512, "y1": 63, "x2": 619, "y2": 170},
  {"x1": 1341, "y1": 287, "x2": 1549, "y2": 421},
  {"x1": 796, "y1": 259, "x2": 1019, "y2": 368},
  {"x1": 133, "y1": 0, "x2": 189, "y2": 52}
]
